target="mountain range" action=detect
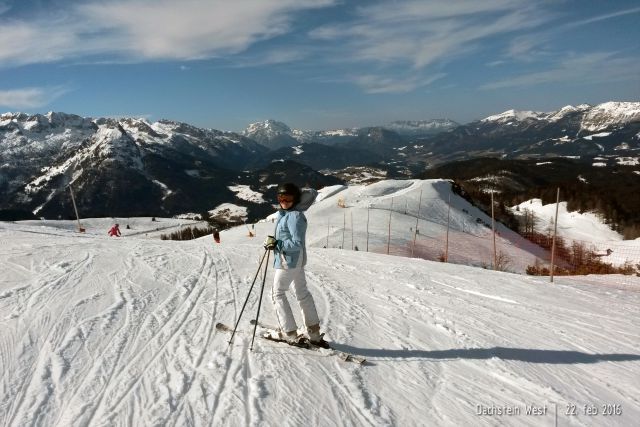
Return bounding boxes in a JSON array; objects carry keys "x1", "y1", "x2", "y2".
[
  {"x1": 1, "y1": 102, "x2": 639, "y2": 221},
  {"x1": 241, "y1": 118, "x2": 458, "y2": 149}
]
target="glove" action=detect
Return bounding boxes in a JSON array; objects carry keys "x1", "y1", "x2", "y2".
[{"x1": 263, "y1": 235, "x2": 277, "y2": 250}]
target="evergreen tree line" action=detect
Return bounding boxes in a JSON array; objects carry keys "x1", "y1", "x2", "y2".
[
  {"x1": 450, "y1": 182, "x2": 639, "y2": 276},
  {"x1": 160, "y1": 225, "x2": 218, "y2": 241},
  {"x1": 421, "y1": 158, "x2": 640, "y2": 239}
]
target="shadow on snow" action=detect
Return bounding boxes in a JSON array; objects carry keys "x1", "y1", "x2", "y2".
[{"x1": 330, "y1": 344, "x2": 640, "y2": 364}]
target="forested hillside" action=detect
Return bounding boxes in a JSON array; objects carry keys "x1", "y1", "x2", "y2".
[{"x1": 420, "y1": 158, "x2": 640, "y2": 238}]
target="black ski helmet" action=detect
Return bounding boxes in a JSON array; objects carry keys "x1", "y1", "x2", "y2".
[{"x1": 277, "y1": 182, "x2": 301, "y2": 205}]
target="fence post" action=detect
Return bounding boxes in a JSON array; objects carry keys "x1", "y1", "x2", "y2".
[
  {"x1": 68, "y1": 184, "x2": 83, "y2": 232},
  {"x1": 366, "y1": 205, "x2": 370, "y2": 252},
  {"x1": 491, "y1": 191, "x2": 497, "y2": 270},
  {"x1": 387, "y1": 198, "x2": 394, "y2": 255},
  {"x1": 550, "y1": 187, "x2": 560, "y2": 283},
  {"x1": 326, "y1": 217, "x2": 330, "y2": 248},
  {"x1": 342, "y1": 211, "x2": 345, "y2": 249},
  {"x1": 351, "y1": 210, "x2": 354, "y2": 250},
  {"x1": 411, "y1": 188, "x2": 423, "y2": 257},
  {"x1": 445, "y1": 193, "x2": 451, "y2": 262}
]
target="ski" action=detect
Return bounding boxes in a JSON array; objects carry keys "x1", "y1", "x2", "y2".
[
  {"x1": 249, "y1": 320, "x2": 367, "y2": 365},
  {"x1": 216, "y1": 321, "x2": 366, "y2": 364},
  {"x1": 215, "y1": 322, "x2": 234, "y2": 333}
]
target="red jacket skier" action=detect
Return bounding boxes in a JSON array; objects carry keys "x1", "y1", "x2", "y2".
[{"x1": 108, "y1": 224, "x2": 121, "y2": 237}]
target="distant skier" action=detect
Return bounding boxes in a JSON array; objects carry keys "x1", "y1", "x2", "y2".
[
  {"x1": 108, "y1": 223, "x2": 121, "y2": 237},
  {"x1": 263, "y1": 183, "x2": 328, "y2": 347},
  {"x1": 213, "y1": 229, "x2": 220, "y2": 243}
]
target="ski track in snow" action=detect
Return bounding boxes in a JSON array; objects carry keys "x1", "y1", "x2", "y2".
[{"x1": 1, "y1": 226, "x2": 640, "y2": 426}]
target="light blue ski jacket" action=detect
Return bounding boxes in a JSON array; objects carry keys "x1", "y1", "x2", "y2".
[{"x1": 273, "y1": 209, "x2": 307, "y2": 269}]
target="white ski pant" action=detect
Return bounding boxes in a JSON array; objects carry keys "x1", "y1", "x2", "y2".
[{"x1": 271, "y1": 264, "x2": 319, "y2": 334}]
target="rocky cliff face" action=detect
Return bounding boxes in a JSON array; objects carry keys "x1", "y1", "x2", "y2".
[{"x1": 0, "y1": 112, "x2": 268, "y2": 219}]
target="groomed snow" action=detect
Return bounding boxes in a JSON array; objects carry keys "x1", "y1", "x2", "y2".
[
  {"x1": 15, "y1": 217, "x2": 205, "y2": 239},
  {"x1": 1, "y1": 215, "x2": 639, "y2": 426},
  {"x1": 2, "y1": 180, "x2": 640, "y2": 426}
]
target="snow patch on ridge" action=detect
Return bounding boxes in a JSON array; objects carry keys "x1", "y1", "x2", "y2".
[
  {"x1": 482, "y1": 109, "x2": 545, "y2": 123},
  {"x1": 227, "y1": 185, "x2": 265, "y2": 203},
  {"x1": 617, "y1": 157, "x2": 639, "y2": 166},
  {"x1": 152, "y1": 180, "x2": 173, "y2": 200},
  {"x1": 583, "y1": 132, "x2": 611, "y2": 140},
  {"x1": 209, "y1": 203, "x2": 248, "y2": 222}
]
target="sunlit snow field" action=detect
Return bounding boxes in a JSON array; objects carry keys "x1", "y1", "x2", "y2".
[{"x1": 1, "y1": 180, "x2": 639, "y2": 426}]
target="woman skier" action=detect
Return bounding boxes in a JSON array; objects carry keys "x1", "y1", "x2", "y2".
[{"x1": 263, "y1": 183, "x2": 328, "y2": 348}]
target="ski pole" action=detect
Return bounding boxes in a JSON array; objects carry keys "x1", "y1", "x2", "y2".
[
  {"x1": 228, "y1": 248, "x2": 269, "y2": 346},
  {"x1": 250, "y1": 249, "x2": 270, "y2": 351}
]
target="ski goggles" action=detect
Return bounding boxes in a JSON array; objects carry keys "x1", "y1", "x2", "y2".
[{"x1": 277, "y1": 193, "x2": 295, "y2": 203}]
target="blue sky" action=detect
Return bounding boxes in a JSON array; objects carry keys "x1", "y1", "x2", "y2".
[{"x1": 1, "y1": 0, "x2": 639, "y2": 131}]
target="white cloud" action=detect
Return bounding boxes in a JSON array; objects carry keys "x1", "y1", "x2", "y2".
[
  {"x1": 300, "y1": 0, "x2": 553, "y2": 94},
  {"x1": 352, "y1": 73, "x2": 446, "y2": 94},
  {"x1": 480, "y1": 52, "x2": 640, "y2": 90},
  {"x1": 309, "y1": 0, "x2": 551, "y2": 69},
  {"x1": 0, "y1": 86, "x2": 69, "y2": 109},
  {"x1": 506, "y1": 34, "x2": 553, "y2": 61},
  {"x1": 0, "y1": 20, "x2": 81, "y2": 66},
  {"x1": 0, "y1": 0, "x2": 336, "y2": 66},
  {"x1": 233, "y1": 48, "x2": 310, "y2": 68},
  {"x1": 502, "y1": 6, "x2": 640, "y2": 61},
  {"x1": 564, "y1": 6, "x2": 640, "y2": 29}
]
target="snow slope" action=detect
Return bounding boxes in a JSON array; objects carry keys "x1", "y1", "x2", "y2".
[
  {"x1": 510, "y1": 199, "x2": 639, "y2": 267},
  {"x1": 511, "y1": 199, "x2": 621, "y2": 243},
  {"x1": 1, "y1": 218, "x2": 639, "y2": 426},
  {"x1": 249, "y1": 180, "x2": 551, "y2": 274},
  {"x1": 15, "y1": 217, "x2": 205, "y2": 239}
]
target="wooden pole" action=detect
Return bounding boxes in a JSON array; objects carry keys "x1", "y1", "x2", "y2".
[
  {"x1": 350, "y1": 210, "x2": 354, "y2": 250},
  {"x1": 68, "y1": 185, "x2": 83, "y2": 232},
  {"x1": 326, "y1": 217, "x2": 329, "y2": 248},
  {"x1": 491, "y1": 191, "x2": 497, "y2": 270},
  {"x1": 445, "y1": 193, "x2": 451, "y2": 262},
  {"x1": 366, "y1": 205, "x2": 370, "y2": 252},
  {"x1": 550, "y1": 187, "x2": 560, "y2": 283},
  {"x1": 411, "y1": 188, "x2": 423, "y2": 257},
  {"x1": 387, "y1": 198, "x2": 393, "y2": 255},
  {"x1": 342, "y1": 211, "x2": 345, "y2": 249}
]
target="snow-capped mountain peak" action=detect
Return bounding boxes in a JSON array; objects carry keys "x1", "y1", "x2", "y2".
[
  {"x1": 546, "y1": 104, "x2": 592, "y2": 122},
  {"x1": 243, "y1": 119, "x2": 292, "y2": 136},
  {"x1": 383, "y1": 119, "x2": 459, "y2": 136},
  {"x1": 580, "y1": 101, "x2": 640, "y2": 132},
  {"x1": 481, "y1": 109, "x2": 546, "y2": 123},
  {"x1": 241, "y1": 120, "x2": 301, "y2": 148},
  {"x1": 479, "y1": 102, "x2": 640, "y2": 133},
  {"x1": 0, "y1": 112, "x2": 268, "y2": 219}
]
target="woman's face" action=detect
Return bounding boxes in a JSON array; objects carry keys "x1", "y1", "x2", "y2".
[
  {"x1": 279, "y1": 199, "x2": 294, "y2": 209},
  {"x1": 278, "y1": 193, "x2": 295, "y2": 209}
]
